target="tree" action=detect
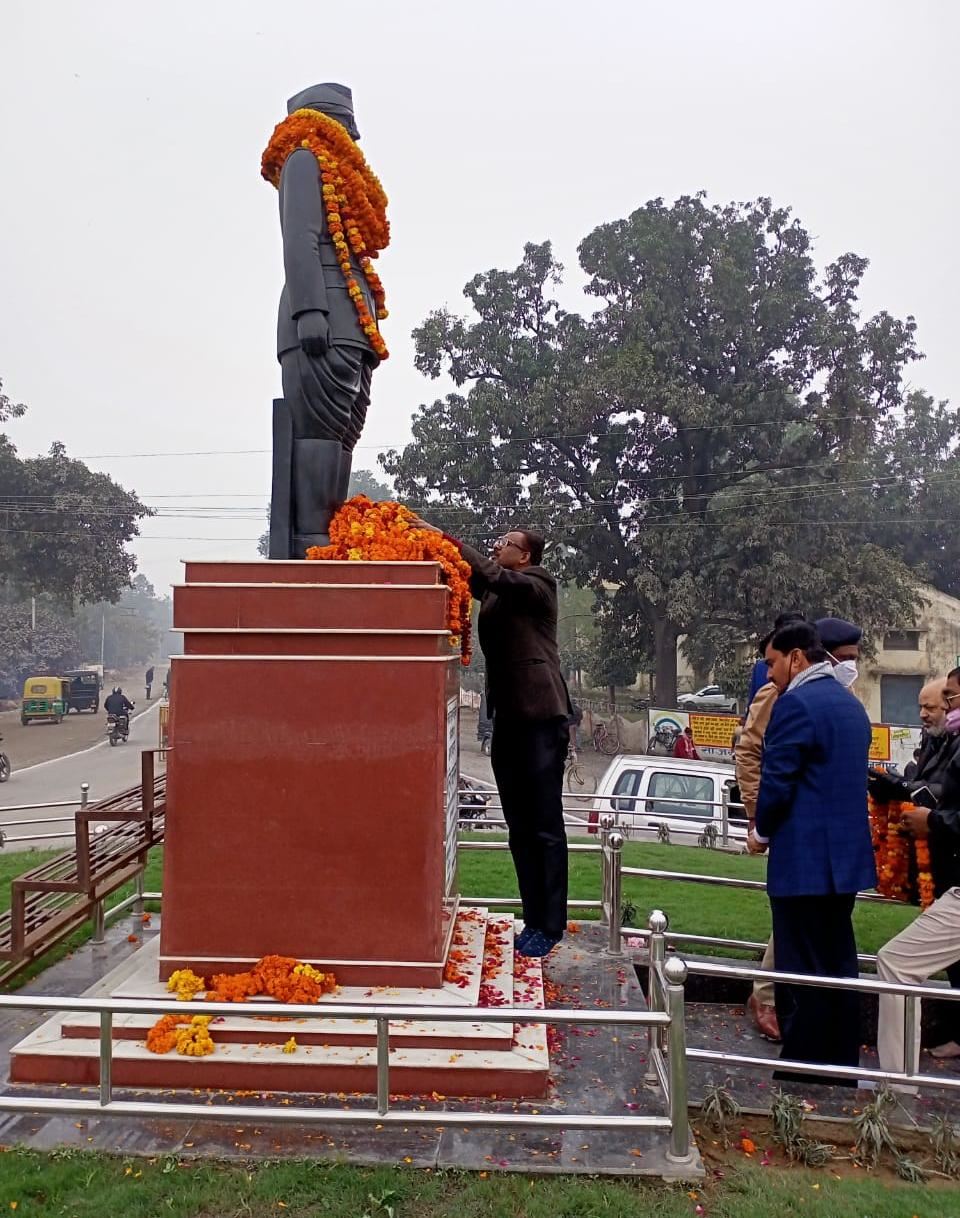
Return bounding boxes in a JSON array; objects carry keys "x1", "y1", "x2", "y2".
[
  {"x1": 383, "y1": 196, "x2": 924, "y2": 704},
  {"x1": 256, "y1": 468, "x2": 394, "y2": 556},
  {"x1": 1, "y1": 405, "x2": 151, "y2": 608}
]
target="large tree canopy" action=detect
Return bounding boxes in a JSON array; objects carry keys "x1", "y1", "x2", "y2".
[
  {"x1": 384, "y1": 195, "x2": 937, "y2": 703},
  {"x1": 0, "y1": 389, "x2": 150, "y2": 607}
]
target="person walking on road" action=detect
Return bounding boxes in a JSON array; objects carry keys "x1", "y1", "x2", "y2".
[
  {"x1": 415, "y1": 518, "x2": 571, "y2": 959},
  {"x1": 748, "y1": 619, "x2": 875, "y2": 1084},
  {"x1": 145, "y1": 666, "x2": 155, "y2": 701}
]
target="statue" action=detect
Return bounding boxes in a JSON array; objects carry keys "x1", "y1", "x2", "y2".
[{"x1": 261, "y1": 83, "x2": 389, "y2": 558}]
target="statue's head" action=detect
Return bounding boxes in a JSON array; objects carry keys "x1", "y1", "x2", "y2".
[{"x1": 287, "y1": 82, "x2": 360, "y2": 140}]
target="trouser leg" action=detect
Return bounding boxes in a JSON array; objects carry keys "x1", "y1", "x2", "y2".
[
  {"x1": 491, "y1": 718, "x2": 568, "y2": 939},
  {"x1": 770, "y1": 893, "x2": 860, "y2": 1085},
  {"x1": 877, "y1": 888, "x2": 960, "y2": 1092},
  {"x1": 753, "y1": 935, "x2": 776, "y2": 1006}
]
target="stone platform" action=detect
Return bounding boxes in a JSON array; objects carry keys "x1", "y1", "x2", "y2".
[
  {"x1": 1, "y1": 919, "x2": 698, "y2": 1178},
  {"x1": 10, "y1": 909, "x2": 550, "y2": 1099}
]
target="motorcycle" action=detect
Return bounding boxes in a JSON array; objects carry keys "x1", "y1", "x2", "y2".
[
  {"x1": 106, "y1": 712, "x2": 131, "y2": 746},
  {"x1": 460, "y1": 775, "x2": 492, "y2": 825},
  {"x1": 0, "y1": 733, "x2": 10, "y2": 782}
]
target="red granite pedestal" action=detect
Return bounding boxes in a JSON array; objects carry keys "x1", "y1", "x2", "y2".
[
  {"x1": 9, "y1": 560, "x2": 550, "y2": 1099},
  {"x1": 161, "y1": 560, "x2": 463, "y2": 987}
]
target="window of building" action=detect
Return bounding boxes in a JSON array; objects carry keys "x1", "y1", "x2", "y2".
[
  {"x1": 880, "y1": 675, "x2": 924, "y2": 726},
  {"x1": 883, "y1": 630, "x2": 921, "y2": 651}
]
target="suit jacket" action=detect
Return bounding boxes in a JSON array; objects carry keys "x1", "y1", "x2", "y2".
[
  {"x1": 276, "y1": 147, "x2": 380, "y2": 361},
  {"x1": 756, "y1": 672, "x2": 876, "y2": 898},
  {"x1": 459, "y1": 542, "x2": 570, "y2": 722}
]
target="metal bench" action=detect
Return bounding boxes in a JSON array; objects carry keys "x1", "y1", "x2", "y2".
[{"x1": 0, "y1": 752, "x2": 165, "y2": 980}]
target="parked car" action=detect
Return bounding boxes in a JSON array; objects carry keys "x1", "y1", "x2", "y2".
[
  {"x1": 677, "y1": 685, "x2": 738, "y2": 714},
  {"x1": 584, "y1": 754, "x2": 747, "y2": 842}
]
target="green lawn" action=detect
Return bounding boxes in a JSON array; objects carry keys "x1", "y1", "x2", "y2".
[
  {"x1": 0, "y1": 1149, "x2": 952, "y2": 1218},
  {"x1": 459, "y1": 834, "x2": 917, "y2": 961}
]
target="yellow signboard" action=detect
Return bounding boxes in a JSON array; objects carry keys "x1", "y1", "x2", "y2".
[
  {"x1": 689, "y1": 713, "x2": 738, "y2": 750},
  {"x1": 869, "y1": 724, "x2": 891, "y2": 763}
]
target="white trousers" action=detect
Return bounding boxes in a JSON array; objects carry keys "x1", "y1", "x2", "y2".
[{"x1": 876, "y1": 887, "x2": 960, "y2": 1093}]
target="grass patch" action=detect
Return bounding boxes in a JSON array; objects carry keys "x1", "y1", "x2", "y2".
[
  {"x1": 0, "y1": 1149, "x2": 950, "y2": 1217},
  {"x1": 459, "y1": 835, "x2": 917, "y2": 960}
]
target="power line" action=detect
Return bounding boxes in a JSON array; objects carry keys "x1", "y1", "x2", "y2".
[{"x1": 76, "y1": 410, "x2": 911, "y2": 461}]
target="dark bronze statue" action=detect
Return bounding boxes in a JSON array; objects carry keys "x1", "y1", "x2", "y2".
[{"x1": 267, "y1": 83, "x2": 384, "y2": 558}]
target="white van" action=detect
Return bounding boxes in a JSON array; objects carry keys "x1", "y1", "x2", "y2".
[{"x1": 584, "y1": 754, "x2": 747, "y2": 843}]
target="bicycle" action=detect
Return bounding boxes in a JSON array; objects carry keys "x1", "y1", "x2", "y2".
[
  {"x1": 592, "y1": 715, "x2": 622, "y2": 756},
  {"x1": 564, "y1": 754, "x2": 597, "y2": 795}
]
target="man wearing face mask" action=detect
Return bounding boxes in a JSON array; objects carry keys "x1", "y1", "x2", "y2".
[
  {"x1": 875, "y1": 669, "x2": 960, "y2": 1086},
  {"x1": 869, "y1": 679, "x2": 955, "y2": 808},
  {"x1": 813, "y1": 616, "x2": 862, "y2": 690},
  {"x1": 748, "y1": 620, "x2": 876, "y2": 1082}
]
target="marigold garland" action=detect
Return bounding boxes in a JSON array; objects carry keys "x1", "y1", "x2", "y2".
[
  {"x1": 261, "y1": 108, "x2": 389, "y2": 359},
  {"x1": 146, "y1": 958, "x2": 338, "y2": 1055},
  {"x1": 867, "y1": 794, "x2": 935, "y2": 909},
  {"x1": 307, "y1": 496, "x2": 473, "y2": 665}
]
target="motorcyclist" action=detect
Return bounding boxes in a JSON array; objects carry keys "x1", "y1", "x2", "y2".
[{"x1": 104, "y1": 687, "x2": 134, "y2": 718}]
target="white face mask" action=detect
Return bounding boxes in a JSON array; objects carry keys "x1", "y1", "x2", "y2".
[{"x1": 829, "y1": 655, "x2": 859, "y2": 688}]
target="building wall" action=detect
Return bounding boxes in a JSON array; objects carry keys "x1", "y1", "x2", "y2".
[{"x1": 854, "y1": 584, "x2": 960, "y2": 724}]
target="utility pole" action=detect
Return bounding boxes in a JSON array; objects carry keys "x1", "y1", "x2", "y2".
[
  {"x1": 31, "y1": 596, "x2": 36, "y2": 632},
  {"x1": 100, "y1": 611, "x2": 106, "y2": 670}
]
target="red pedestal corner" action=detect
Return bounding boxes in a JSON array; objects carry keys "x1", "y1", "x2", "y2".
[{"x1": 160, "y1": 560, "x2": 462, "y2": 987}]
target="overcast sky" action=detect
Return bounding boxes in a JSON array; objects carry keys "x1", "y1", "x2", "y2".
[{"x1": 1, "y1": 0, "x2": 957, "y2": 596}]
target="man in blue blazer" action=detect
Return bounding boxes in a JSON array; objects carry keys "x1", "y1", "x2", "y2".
[{"x1": 750, "y1": 620, "x2": 876, "y2": 1082}]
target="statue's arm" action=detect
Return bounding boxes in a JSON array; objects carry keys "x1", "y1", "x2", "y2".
[{"x1": 280, "y1": 147, "x2": 330, "y2": 318}]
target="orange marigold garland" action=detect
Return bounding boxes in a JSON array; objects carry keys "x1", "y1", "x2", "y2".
[
  {"x1": 867, "y1": 794, "x2": 935, "y2": 909},
  {"x1": 146, "y1": 958, "x2": 338, "y2": 1054},
  {"x1": 261, "y1": 108, "x2": 389, "y2": 359},
  {"x1": 307, "y1": 496, "x2": 473, "y2": 665}
]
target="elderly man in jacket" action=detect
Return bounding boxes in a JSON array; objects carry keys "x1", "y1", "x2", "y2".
[
  {"x1": 420, "y1": 522, "x2": 572, "y2": 959},
  {"x1": 748, "y1": 620, "x2": 875, "y2": 1082},
  {"x1": 737, "y1": 613, "x2": 862, "y2": 1042},
  {"x1": 875, "y1": 667, "x2": 960, "y2": 1086}
]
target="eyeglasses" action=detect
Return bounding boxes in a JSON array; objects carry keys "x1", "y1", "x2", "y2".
[
  {"x1": 494, "y1": 536, "x2": 523, "y2": 551},
  {"x1": 946, "y1": 689, "x2": 960, "y2": 705}
]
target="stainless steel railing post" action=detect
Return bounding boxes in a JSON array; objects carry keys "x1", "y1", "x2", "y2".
[
  {"x1": 663, "y1": 956, "x2": 693, "y2": 1164},
  {"x1": 720, "y1": 786, "x2": 730, "y2": 848},
  {"x1": 91, "y1": 899, "x2": 105, "y2": 945},
  {"x1": 133, "y1": 870, "x2": 145, "y2": 920},
  {"x1": 598, "y1": 813, "x2": 614, "y2": 926},
  {"x1": 645, "y1": 909, "x2": 668, "y2": 1082},
  {"x1": 99, "y1": 1010, "x2": 112, "y2": 1105},
  {"x1": 80, "y1": 783, "x2": 90, "y2": 810},
  {"x1": 903, "y1": 994, "x2": 919, "y2": 1078},
  {"x1": 376, "y1": 1018, "x2": 390, "y2": 1116},
  {"x1": 605, "y1": 831, "x2": 624, "y2": 957}
]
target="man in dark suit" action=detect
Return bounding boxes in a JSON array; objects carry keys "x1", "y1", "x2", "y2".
[
  {"x1": 439, "y1": 526, "x2": 571, "y2": 958},
  {"x1": 749, "y1": 620, "x2": 876, "y2": 1082}
]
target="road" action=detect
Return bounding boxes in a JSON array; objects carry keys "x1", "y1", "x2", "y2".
[{"x1": 0, "y1": 703, "x2": 161, "y2": 852}]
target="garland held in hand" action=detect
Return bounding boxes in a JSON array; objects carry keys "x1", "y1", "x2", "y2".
[
  {"x1": 261, "y1": 108, "x2": 389, "y2": 359},
  {"x1": 867, "y1": 794, "x2": 935, "y2": 909},
  {"x1": 306, "y1": 496, "x2": 473, "y2": 665}
]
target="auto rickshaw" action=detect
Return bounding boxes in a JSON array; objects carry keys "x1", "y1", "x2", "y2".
[
  {"x1": 21, "y1": 676, "x2": 69, "y2": 725},
  {"x1": 63, "y1": 670, "x2": 101, "y2": 713}
]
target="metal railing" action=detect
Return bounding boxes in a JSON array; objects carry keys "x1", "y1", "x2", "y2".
[
  {"x1": 0, "y1": 783, "x2": 94, "y2": 846},
  {"x1": 0, "y1": 987, "x2": 689, "y2": 1157},
  {"x1": 5, "y1": 777, "x2": 960, "y2": 1157},
  {"x1": 458, "y1": 784, "x2": 749, "y2": 848}
]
